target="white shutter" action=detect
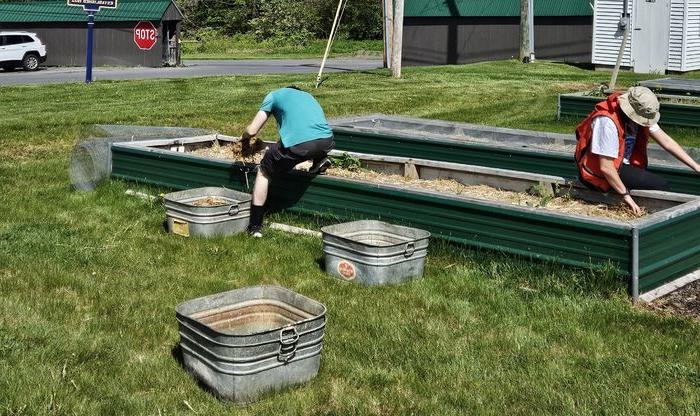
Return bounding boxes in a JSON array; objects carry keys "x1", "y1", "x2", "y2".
[
  {"x1": 593, "y1": 0, "x2": 633, "y2": 66},
  {"x1": 682, "y1": 0, "x2": 700, "y2": 70}
]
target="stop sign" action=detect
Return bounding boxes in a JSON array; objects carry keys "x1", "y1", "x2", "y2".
[{"x1": 134, "y1": 21, "x2": 158, "y2": 51}]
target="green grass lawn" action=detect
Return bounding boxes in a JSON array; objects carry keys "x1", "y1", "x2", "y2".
[
  {"x1": 1, "y1": 61, "x2": 700, "y2": 415},
  {"x1": 181, "y1": 35, "x2": 383, "y2": 60}
]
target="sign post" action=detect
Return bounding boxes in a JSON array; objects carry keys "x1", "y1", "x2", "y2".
[{"x1": 67, "y1": 0, "x2": 118, "y2": 83}]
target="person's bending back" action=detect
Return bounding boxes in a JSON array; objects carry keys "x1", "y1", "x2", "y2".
[{"x1": 241, "y1": 86, "x2": 334, "y2": 237}]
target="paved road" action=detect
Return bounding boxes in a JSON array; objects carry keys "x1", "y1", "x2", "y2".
[{"x1": 0, "y1": 58, "x2": 383, "y2": 86}]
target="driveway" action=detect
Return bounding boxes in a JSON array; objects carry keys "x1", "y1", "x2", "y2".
[{"x1": 0, "y1": 58, "x2": 383, "y2": 86}]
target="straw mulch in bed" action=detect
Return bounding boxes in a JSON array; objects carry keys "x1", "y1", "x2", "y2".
[{"x1": 187, "y1": 145, "x2": 642, "y2": 221}]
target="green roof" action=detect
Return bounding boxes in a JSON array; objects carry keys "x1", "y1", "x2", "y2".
[
  {"x1": 0, "y1": 0, "x2": 176, "y2": 23},
  {"x1": 405, "y1": 0, "x2": 593, "y2": 17}
]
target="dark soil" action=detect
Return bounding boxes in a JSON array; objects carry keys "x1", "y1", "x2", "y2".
[{"x1": 644, "y1": 280, "x2": 700, "y2": 321}]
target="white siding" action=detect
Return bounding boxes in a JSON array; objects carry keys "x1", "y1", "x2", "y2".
[
  {"x1": 668, "y1": 0, "x2": 686, "y2": 71},
  {"x1": 593, "y1": 0, "x2": 633, "y2": 66},
  {"x1": 683, "y1": 0, "x2": 700, "y2": 70}
]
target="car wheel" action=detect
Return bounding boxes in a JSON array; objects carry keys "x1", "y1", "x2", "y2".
[{"x1": 22, "y1": 54, "x2": 39, "y2": 71}]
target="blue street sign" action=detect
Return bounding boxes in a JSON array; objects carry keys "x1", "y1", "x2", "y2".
[{"x1": 67, "y1": 0, "x2": 117, "y2": 83}]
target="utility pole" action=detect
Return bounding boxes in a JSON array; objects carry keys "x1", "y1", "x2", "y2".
[
  {"x1": 528, "y1": 0, "x2": 534, "y2": 62},
  {"x1": 384, "y1": 0, "x2": 394, "y2": 68},
  {"x1": 519, "y1": 0, "x2": 532, "y2": 63},
  {"x1": 391, "y1": 0, "x2": 404, "y2": 77}
]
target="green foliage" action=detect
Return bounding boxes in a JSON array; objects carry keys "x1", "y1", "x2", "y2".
[
  {"x1": 180, "y1": 0, "x2": 258, "y2": 36},
  {"x1": 250, "y1": 0, "x2": 320, "y2": 45},
  {"x1": 527, "y1": 182, "x2": 555, "y2": 207},
  {"x1": 340, "y1": 0, "x2": 383, "y2": 39},
  {"x1": 330, "y1": 152, "x2": 361, "y2": 171},
  {"x1": 176, "y1": 0, "x2": 382, "y2": 42}
]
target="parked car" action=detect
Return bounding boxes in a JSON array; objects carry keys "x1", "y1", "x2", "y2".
[{"x1": 0, "y1": 32, "x2": 47, "y2": 71}]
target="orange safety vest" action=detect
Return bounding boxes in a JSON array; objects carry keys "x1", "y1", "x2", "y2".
[{"x1": 574, "y1": 92, "x2": 649, "y2": 192}]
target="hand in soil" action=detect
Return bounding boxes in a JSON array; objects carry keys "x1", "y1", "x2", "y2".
[
  {"x1": 241, "y1": 138, "x2": 265, "y2": 157},
  {"x1": 623, "y1": 195, "x2": 643, "y2": 217}
]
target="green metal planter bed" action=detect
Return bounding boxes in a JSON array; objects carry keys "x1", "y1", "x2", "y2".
[
  {"x1": 329, "y1": 114, "x2": 700, "y2": 196},
  {"x1": 110, "y1": 135, "x2": 700, "y2": 300},
  {"x1": 557, "y1": 92, "x2": 700, "y2": 128},
  {"x1": 639, "y1": 78, "x2": 700, "y2": 97}
]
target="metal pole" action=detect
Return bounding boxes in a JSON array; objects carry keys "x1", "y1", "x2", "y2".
[
  {"x1": 391, "y1": 0, "x2": 403, "y2": 78},
  {"x1": 315, "y1": 0, "x2": 345, "y2": 88},
  {"x1": 631, "y1": 227, "x2": 640, "y2": 303},
  {"x1": 609, "y1": 0, "x2": 630, "y2": 91},
  {"x1": 85, "y1": 10, "x2": 96, "y2": 83}
]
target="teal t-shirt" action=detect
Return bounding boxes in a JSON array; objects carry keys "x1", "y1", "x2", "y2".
[{"x1": 259, "y1": 87, "x2": 333, "y2": 148}]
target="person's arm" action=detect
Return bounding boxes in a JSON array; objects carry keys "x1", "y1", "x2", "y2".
[
  {"x1": 598, "y1": 156, "x2": 642, "y2": 216},
  {"x1": 242, "y1": 111, "x2": 269, "y2": 141},
  {"x1": 650, "y1": 127, "x2": 700, "y2": 172}
]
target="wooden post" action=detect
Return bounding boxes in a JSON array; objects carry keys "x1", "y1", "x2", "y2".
[
  {"x1": 528, "y1": 0, "x2": 534, "y2": 62},
  {"x1": 384, "y1": 0, "x2": 394, "y2": 68},
  {"x1": 519, "y1": 0, "x2": 530, "y2": 63},
  {"x1": 391, "y1": 0, "x2": 404, "y2": 77}
]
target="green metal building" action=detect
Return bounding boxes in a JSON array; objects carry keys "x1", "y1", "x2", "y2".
[
  {"x1": 403, "y1": 0, "x2": 593, "y2": 66},
  {"x1": 0, "y1": 0, "x2": 183, "y2": 67}
]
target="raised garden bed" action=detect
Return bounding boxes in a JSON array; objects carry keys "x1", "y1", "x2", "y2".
[
  {"x1": 329, "y1": 114, "x2": 700, "y2": 196},
  {"x1": 111, "y1": 135, "x2": 700, "y2": 300},
  {"x1": 557, "y1": 92, "x2": 700, "y2": 129},
  {"x1": 644, "y1": 279, "x2": 700, "y2": 321},
  {"x1": 639, "y1": 78, "x2": 700, "y2": 97}
]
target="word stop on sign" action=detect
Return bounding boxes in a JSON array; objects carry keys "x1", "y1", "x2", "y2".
[{"x1": 133, "y1": 21, "x2": 158, "y2": 51}]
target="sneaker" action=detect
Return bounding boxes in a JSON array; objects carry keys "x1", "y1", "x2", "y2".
[
  {"x1": 308, "y1": 157, "x2": 331, "y2": 175},
  {"x1": 248, "y1": 225, "x2": 263, "y2": 238}
]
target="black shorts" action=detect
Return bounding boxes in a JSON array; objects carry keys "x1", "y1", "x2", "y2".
[
  {"x1": 579, "y1": 164, "x2": 670, "y2": 192},
  {"x1": 618, "y1": 164, "x2": 670, "y2": 191},
  {"x1": 259, "y1": 136, "x2": 335, "y2": 178}
]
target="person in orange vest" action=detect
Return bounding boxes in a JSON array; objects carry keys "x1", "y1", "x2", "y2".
[{"x1": 575, "y1": 86, "x2": 700, "y2": 216}]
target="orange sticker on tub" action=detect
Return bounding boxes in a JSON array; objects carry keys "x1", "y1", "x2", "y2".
[{"x1": 337, "y1": 261, "x2": 356, "y2": 280}]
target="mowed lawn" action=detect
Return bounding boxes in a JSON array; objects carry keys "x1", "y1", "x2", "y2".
[
  {"x1": 1, "y1": 61, "x2": 700, "y2": 415},
  {"x1": 181, "y1": 37, "x2": 383, "y2": 60}
]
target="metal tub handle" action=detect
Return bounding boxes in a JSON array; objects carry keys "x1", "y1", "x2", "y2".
[
  {"x1": 278, "y1": 325, "x2": 299, "y2": 363},
  {"x1": 404, "y1": 242, "x2": 416, "y2": 258},
  {"x1": 228, "y1": 204, "x2": 240, "y2": 216}
]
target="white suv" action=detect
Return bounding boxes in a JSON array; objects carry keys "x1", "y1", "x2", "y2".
[{"x1": 0, "y1": 32, "x2": 47, "y2": 71}]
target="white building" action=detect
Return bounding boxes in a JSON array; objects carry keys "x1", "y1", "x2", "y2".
[{"x1": 593, "y1": 0, "x2": 700, "y2": 73}]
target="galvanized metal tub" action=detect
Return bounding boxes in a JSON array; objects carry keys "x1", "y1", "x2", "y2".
[
  {"x1": 321, "y1": 220, "x2": 430, "y2": 285},
  {"x1": 175, "y1": 285, "x2": 327, "y2": 404},
  {"x1": 163, "y1": 187, "x2": 251, "y2": 237}
]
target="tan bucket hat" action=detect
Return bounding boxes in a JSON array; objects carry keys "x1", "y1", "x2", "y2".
[{"x1": 618, "y1": 86, "x2": 661, "y2": 126}]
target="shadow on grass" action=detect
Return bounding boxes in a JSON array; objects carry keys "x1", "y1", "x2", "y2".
[
  {"x1": 313, "y1": 67, "x2": 390, "y2": 87},
  {"x1": 560, "y1": 61, "x2": 596, "y2": 71},
  {"x1": 267, "y1": 210, "x2": 626, "y2": 299},
  {"x1": 130, "y1": 182, "x2": 626, "y2": 300},
  {"x1": 171, "y1": 343, "x2": 223, "y2": 400},
  {"x1": 315, "y1": 256, "x2": 326, "y2": 272}
]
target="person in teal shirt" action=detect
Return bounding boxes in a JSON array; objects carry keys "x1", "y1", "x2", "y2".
[{"x1": 241, "y1": 86, "x2": 335, "y2": 237}]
